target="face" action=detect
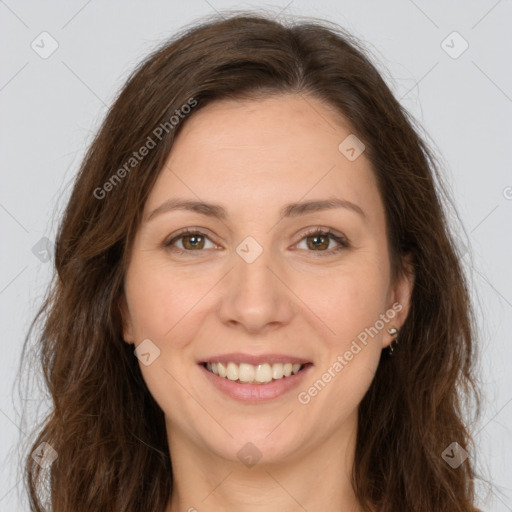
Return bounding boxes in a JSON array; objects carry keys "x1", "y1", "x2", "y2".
[{"x1": 120, "y1": 93, "x2": 413, "y2": 466}]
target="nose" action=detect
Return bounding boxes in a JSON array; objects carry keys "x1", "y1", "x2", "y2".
[{"x1": 216, "y1": 242, "x2": 296, "y2": 335}]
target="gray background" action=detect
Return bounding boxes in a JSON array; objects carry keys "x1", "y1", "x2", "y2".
[{"x1": 1, "y1": 0, "x2": 511, "y2": 510}]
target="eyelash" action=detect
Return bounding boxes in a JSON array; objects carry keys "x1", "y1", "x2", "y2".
[{"x1": 164, "y1": 227, "x2": 349, "y2": 257}]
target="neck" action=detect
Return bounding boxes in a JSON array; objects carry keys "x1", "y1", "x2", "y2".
[{"x1": 165, "y1": 412, "x2": 366, "y2": 512}]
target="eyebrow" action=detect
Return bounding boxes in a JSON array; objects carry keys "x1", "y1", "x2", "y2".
[{"x1": 146, "y1": 197, "x2": 367, "y2": 223}]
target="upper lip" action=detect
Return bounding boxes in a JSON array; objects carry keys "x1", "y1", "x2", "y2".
[{"x1": 199, "y1": 353, "x2": 312, "y2": 366}]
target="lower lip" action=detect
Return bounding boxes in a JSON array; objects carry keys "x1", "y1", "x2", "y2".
[{"x1": 199, "y1": 363, "x2": 313, "y2": 403}]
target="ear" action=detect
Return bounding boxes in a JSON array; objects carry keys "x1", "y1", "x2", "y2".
[
  {"x1": 383, "y1": 252, "x2": 415, "y2": 349},
  {"x1": 118, "y1": 293, "x2": 135, "y2": 345}
]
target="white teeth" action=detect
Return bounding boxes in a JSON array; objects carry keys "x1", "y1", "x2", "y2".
[
  {"x1": 255, "y1": 363, "x2": 272, "y2": 383},
  {"x1": 272, "y1": 363, "x2": 284, "y2": 380},
  {"x1": 226, "y1": 362, "x2": 238, "y2": 381},
  {"x1": 206, "y1": 361, "x2": 305, "y2": 384},
  {"x1": 238, "y1": 363, "x2": 255, "y2": 383},
  {"x1": 217, "y1": 362, "x2": 227, "y2": 378}
]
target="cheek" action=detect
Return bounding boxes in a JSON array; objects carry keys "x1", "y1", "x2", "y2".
[
  {"x1": 294, "y1": 265, "x2": 388, "y2": 422},
  {"x1": 124, "y1": 259, "x2": 207, "y2": 416},
  {"x1": 124, "y1": 255, "x2": 208, "y2": 344},
  {"x1": 295, "y1": 258, "x2": 390, "y2": 347}
]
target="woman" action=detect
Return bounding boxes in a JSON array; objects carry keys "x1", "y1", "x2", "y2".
[{"x1": 22, "y1": 11, "x2": 483, "y2": 512}]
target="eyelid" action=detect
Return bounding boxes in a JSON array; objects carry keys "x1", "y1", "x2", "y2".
[
  {"x1": 164, "y1": 227, "x2": 220, "y2": 250},
  {"x1": 297, "y1": 226, "x2": 348, "y2": 244},
  {"x1": 291, "y1": 227, "x2": 349, "y2": 253},
  {"x1": 164, "y1": 226, "x2": 349, "y2": 255}
]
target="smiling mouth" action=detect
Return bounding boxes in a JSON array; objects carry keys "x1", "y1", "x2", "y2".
[{"x1": 201, "y1": 361, "x2": 312, "y2": 385}]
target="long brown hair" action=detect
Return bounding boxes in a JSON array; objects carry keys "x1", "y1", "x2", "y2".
[{"x1": 20, "y1": 10, "x2": 483, "y2": 511}]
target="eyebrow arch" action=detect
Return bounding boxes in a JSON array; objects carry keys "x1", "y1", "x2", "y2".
[{"x1": 145, "y1": 197, "x2": 367, "y2": 223}]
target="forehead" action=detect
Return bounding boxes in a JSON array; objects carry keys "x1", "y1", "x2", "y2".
[{"x1": 145, "y1": 94, "x2": 384, "y2": 229}]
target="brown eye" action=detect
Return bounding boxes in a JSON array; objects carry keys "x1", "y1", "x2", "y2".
[
  {"x1": 181, "y1": 234, "x2": 205, "y2": 250},
  {"x1": 296, "y1": 229, "x2": 349, "y2": 255},
  {"x1": 165, "y1": 230, "x2": 216, "y2": 252},
  {"x1": 306, "y1": 233, "x2": 330, "y2": 251}
]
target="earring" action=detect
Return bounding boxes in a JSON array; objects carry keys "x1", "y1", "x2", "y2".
[{"x1": 387, "y1": 327, "x2": 399, "y2": 354}]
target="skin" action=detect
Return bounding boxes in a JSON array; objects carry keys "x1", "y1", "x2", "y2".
[{"x1": 120, "y1": 93, "x2": 414, "y2": 512}]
